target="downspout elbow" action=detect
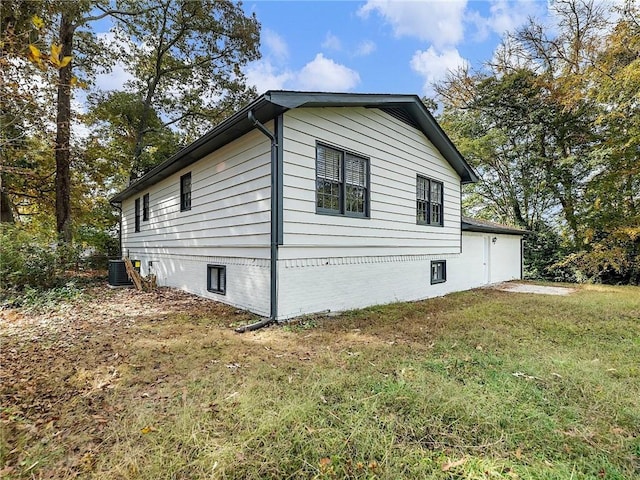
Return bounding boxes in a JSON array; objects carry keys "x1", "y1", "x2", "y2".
[{"x1": 248, "y1": 110, "x2": 276, "y2": 145}]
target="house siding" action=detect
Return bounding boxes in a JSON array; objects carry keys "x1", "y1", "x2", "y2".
[
  {"x1": 280, "y1": 107, "x2": 461, "y2": 259},
  {"x1": 121, "y1": 127, "x2": 273, "y2": 317},
  {"x1": 276, "y1": 106, "x2": 464, "y2": 319}
]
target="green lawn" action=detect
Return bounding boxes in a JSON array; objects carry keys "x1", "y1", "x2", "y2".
[{"x1": 1, "y1": 282, "x2": 639, "y2": 479}]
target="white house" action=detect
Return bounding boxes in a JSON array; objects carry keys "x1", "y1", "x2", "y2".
[{"x1": 111, "y1": 91, "x2": 524, "y2": 323}]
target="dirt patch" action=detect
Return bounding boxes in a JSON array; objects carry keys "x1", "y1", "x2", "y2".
[{"x1": 491, "y1": 282, "x2": 576, "y2": 295}]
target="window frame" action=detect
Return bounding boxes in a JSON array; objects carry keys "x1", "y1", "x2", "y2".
[
  {"x1": 207, "y1": 264, "x2": 226, "y2": 295},
  {"x1": 134, "y1": 197, "x2": 141, "y2": 233},
  {"x1": 142, "y1": 193, "x2": 149, "y2": 221},
  {"x1": 316, "y1": 142, "x2": 370, "y2": 218},
  {"x1": 417, "y1": 175, "x2": 444, "y2": 226},
  {"x1": 180, "y1": 172, "x2": 192, "y2": 212},
  {"x1": 431, "y1": 260, "x2": 447, "y2": 284}
]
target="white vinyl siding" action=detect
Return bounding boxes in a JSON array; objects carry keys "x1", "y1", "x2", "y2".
[
  {"x1": 121, "y1": 126, "x2": 273, "y2": 316},
  {"x1": 122, "y1": 128, "x2": 272, "y2": 254},
  {"x1": 280, "y1": 106, "x2": 461, "y2": 259}
]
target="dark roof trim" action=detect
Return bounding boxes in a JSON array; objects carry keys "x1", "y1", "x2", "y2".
[
  {"x1": 112, "y1": 91, "x2": 478, "y2": 203},
  {"x1": 462, "y1": 216, "x2": 527, "y2": 235}
]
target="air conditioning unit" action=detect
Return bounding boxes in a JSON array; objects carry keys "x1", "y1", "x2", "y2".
[{"x1": 108, "y1": 259, "x2": 140, "y2": 287}]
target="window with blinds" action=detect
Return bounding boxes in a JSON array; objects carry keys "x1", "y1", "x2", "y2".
[
  {"x1": 416, "y1": 175, "x2": 444, "y2": 226},
  {"x1": 316, "y1": 143, "x2": 369, "y2": 217}
]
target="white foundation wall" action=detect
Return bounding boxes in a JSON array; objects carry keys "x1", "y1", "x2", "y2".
[
  {"x1": 131, "y1": 253, "x2": 271, "y2": 317},
  {"x1": 276, "y1": 232, "x2": 522, "y2": 320}
]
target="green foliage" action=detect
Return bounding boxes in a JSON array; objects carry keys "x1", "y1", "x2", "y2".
[
  {"x1": 556, "y1": 228, "x2": 640, "y2": 285},
  {"x1": 113, "y1": 0, "x2": 261, "y2": 178},
  {"x1": 523, "y1": 223, "x2": 572, "y2": 281},
  {"x1": 4, "y1": 281, "x2": 83, "y2": 312},
  {"x1": 85, "y1": 91, "x2": 183, "y2": 181},
  {"x1": 0, "y1": 225, "x2": 81, "y2": 290}
]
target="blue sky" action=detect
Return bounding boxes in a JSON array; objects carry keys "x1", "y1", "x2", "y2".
[{"x1": 241, "y1": 0, "x2": 553, "y2": 97}]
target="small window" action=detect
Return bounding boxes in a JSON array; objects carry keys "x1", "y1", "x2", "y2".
[
  {"x1": 180, "y1": 172, "x2": 191, "y2": 211},
  {"x1": 143, "y1": 193, "x2": 149, "y2": 221},
  {"x1": 417, "y1": 176, "x2": 444, "y2": 226},
  {"x1": 316, "y1": 143, "x2": 369, "y2": 217},
  {"x1": 207, "y1": 264, "x2": 226, "y2": 295},
  {"x1": 134, "y1": 197, "x2": 140, "y2": 232},
  {"x1": 431, "y1": 260, "x2": 446, "y2": 284}
]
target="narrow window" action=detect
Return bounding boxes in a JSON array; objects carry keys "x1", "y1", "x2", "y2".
[
  {"x1": 417, "y1": 175, "x2": 444, "y2": 226},
  {"x1": 316, "y1": 145, "x2": 342, "y2": 213},
  {"x1": 431, "y1": 260, "x2": 446, "y2": 284},
  {"x1": 180, "y1": 172, "x2": 191, "y2": 211},
  {"x1": 207, "y1": 265, "x2": 226, "y2": 294},
  {"x1": 416, "y1": 176, "x2": 428, "y2": 224},
  {"x1": 430, "y1": 181, "x2": 443, "y2": 225},
  {"x1": 134, "y1": 198, "x2": 140, "y2": 232},
  {"x1": 143, "y1": 193, "x2": 149, "y2": 221},
  {"x1": 316, "y1": 143, "x2": 369, "y2": 217}
]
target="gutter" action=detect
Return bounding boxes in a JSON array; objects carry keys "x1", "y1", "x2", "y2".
[{"x1": 235, "y1": 111, "x2": 282, "y2": 333}]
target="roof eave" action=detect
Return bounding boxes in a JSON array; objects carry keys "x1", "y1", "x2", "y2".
[
  {"x1": 111, "y1": 94, "x2": 280, "y2": 203},
  {"x1": 111, "y1": 91, "x2": 479, "y2": 203}
]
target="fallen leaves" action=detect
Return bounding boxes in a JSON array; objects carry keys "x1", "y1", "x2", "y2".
[
  {"x1": 441, "y1": 457, "x2": 466, "y2": 472},
  {"x1": 1, "y1": 280, "x2": 247, "y2": 478}
]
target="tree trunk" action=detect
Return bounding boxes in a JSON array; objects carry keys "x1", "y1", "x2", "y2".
[
  {"x1": 0, "y1": 176, "x2": 15, "y2": 223},
  {"x1": 55, "y1": 14, "x2": 74, "y2": 244}
]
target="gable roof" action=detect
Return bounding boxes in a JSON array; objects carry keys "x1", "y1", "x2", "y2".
[
  {"x1": 111, "y1": 91, "x2": 478, "y2": 203},
  {"x1": 462, "y1": 216, "x2": 527, "y2": 235}
]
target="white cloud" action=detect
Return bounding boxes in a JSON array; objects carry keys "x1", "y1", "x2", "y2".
[
  {"x1": 245, "y1": 60, "x2": 293, "y2": 92},
  {"x1": 245, "y1": 53, "x2": 360, "y2": 93},
  {"x1": 295, "y1": 53, "x2": 360, "y2": 91},
  {"x1": 358, "y1": 0, "x2": 467, "y2": 48},
  {"x1": 322, "y1": 32, "x2": 342, "y2": 51},
  {"x1": 410, "y1": 47, "x2": 468, "y2": 94},
  {"x1": 94, "y1": 62, "x2": 134, "y2": 92},
  {"x1": 355, "y1": 40, "x2": 376, "y2": 57},
  {"x1": 486, "y1": 0, "x2": 543, "y2": 35},
  {"x1": 262, "y1": 28, "x2": 289, "y2": 62}
]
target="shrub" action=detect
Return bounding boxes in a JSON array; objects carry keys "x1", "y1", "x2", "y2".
[
  {"x1": 0, "y1": 225, "x2": 82, "y2": 290},
  {"x1": 554, "y1": 228, "x2": 640, "y2": 285}
]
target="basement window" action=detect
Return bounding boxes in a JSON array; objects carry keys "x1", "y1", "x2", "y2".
[
  {"x1": 431, "y1": 260, "x2": 446, "y2": 284},
  {"x1": 207, "y1": 264, "x2": 226, "y2": 295}
]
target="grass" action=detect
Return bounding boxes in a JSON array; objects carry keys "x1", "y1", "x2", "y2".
[{"x1": 1, "y1": 282, "x2": 639, "y2": 479}]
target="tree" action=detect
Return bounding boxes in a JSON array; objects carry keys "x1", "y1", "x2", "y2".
[
  {"x1": 112, "y1": 0, "x2": 260, "y2": 180},
  {"x1": 437, "y1": 68, "x2": 557, "y2": 230},
  {"x1": 47, "y1": 1, "x2": 150, "y2": 243},
  {"x1": 0, "y1": 1, "x2": 56, "y2": 224},
  {"x1": 434, "y1": 0, "x2": 640, "y2": 282},
  {"x1": 85, "y1": 91, "x2": 182, "y2": 186}
]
